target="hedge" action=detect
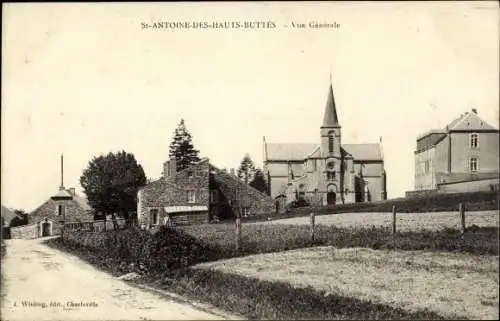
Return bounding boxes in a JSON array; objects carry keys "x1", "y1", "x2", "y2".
[{"x1": 54, "y1": 223, "x2": 498, "y2": 279}]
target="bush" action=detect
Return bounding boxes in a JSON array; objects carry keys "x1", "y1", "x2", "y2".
[{"x1": 57, "y1": 226, "x2": 221, "y2": 276}]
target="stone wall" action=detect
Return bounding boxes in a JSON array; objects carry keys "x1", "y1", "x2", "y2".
[
  {"x1": 405, "y1": 189, "x2": 438, "y2": 198},
  {"x1": 438, "y1": 178, "x2": 499, "y2": 194},
  {"x1": 11, "y1": 224, "x2": 39, "y2": 239}
]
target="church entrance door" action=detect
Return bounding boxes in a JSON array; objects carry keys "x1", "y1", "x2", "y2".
[{"x1": 327, "y1": 192, "x2": 336, "y2": 205}]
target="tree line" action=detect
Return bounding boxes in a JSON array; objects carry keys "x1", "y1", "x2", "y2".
[{"x1": 79, "y1": 119, "x2": 268, "y2": 221}]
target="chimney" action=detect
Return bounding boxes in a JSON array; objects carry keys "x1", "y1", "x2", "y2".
[
  {"x1": 472, "y1": 108, "x2": 477, "y2": 114},
  {"x1": 59, "y1": 154, "x2": 65, "y2": 190},
  {"x1": 163, "y1": 158, "x2": 177, "y2": 178},
  {"x1": 230, "y1": 168, "x2": 235, "y2": 176},
  {"x1": 69, "y1": 188, "x2": 76, "y2": 196},
  {"x1": 170, "y1": 157, "x2": 177, "y2": 176},
  {"x1": 163, "y1": 161, "x2": 170, "y2": 178}
]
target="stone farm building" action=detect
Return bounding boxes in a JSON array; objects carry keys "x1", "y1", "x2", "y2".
[
  {"x1": 137, "y1": 158, "x2": 275, "y2": 228},
  {"x1": 10, "y1": 187, "x2": 92, "y2": 239},
  {"x1": 263, "y1": 82, "x2": 387, "y2": 209},
  {"x1": 411, "y1": 109, "x2": 499, "y2": 195}
]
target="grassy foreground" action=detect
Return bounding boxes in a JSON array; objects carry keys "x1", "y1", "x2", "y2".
[
  {"x1": 194, "y1": 247, "x2": 499, "y2": 320},
  {"x1": 45, "y1": 236, "x2": 447, "y2": 320}
]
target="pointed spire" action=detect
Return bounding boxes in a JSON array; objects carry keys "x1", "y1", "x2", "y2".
[{"x1": 322, "y1": 80, "x2": 340, "y2": 128}]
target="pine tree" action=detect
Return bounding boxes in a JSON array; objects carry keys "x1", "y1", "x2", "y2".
[
  {"x1": 249, "y1": 168, "x2": 268, "y2": 194},
  {"x1": 237, "y1": 154, "x2": 256, "y2": 184},
  {"x1": 169, "y1": 119, "x2": 200, "y2": 171}
]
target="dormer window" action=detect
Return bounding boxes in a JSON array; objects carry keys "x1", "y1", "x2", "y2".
[{"x1": 470, "y1": 133, "x2": 478, "y2": 149}]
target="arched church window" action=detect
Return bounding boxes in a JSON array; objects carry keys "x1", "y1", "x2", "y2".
[{"x1": 328, "y1": 132, "x2": 334, "y2": 153}]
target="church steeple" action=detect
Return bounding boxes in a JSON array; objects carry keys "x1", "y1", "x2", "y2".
[
  {"x1": 322, "y1": 79, "x2": 340, "y2": 128},
  {"x1": 320, "y1": 75, "x2": 342, "y2": 159}
]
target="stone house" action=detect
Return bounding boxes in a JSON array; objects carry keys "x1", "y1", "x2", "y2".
[
  {"x1": 264, "y1": 81, "x2": 387, "y2": 209},
  {"x1": 137, "y1": 158, "x2": 275, "y2": 228},
  {"x1": 11, "y1": 187, "x2": 92, "y2": 239},
  {"x1": 413, "y1": 109, "x2": 499, "y2": 193}
]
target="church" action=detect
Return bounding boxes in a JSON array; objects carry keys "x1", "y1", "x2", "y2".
[{"x1": 263, "y1": 82, "x2": 387, "y2": 209}]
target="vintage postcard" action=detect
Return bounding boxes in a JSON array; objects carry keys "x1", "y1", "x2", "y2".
[{"x1": 1, "y1": 1, "x2": 499, "y2": 320}]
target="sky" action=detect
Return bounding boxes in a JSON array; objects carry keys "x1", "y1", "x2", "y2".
[{"x1": 2, "y1": 2, "x2": 499, "y2": 211}]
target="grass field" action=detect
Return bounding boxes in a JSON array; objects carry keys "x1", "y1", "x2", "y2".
[
  {"x1": 250, "y1": 210, "x2": 499, "y2": 231},
  {"x1": 195, "y1": 247, "x2": 499, "y2": 320}
]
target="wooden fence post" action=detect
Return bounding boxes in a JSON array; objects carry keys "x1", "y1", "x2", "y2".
[
  {"x1": 392, "y1": 205, "x2": 397, "y2": 250},
  {"x1": 459, "y1": 203, "x2": 466, "y2": 233},
  {"x1": 310, "y1": 212, "x2": 316, "y2": 242}
]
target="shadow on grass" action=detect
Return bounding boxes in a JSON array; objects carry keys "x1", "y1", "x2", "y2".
[{"x1": 162, "y1": 267, "x2": 452, "y2": 320}]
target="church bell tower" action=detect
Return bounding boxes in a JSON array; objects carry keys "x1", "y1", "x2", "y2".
[{"x1": 320, "y1": 77, "x2": 342, "y2": 205}]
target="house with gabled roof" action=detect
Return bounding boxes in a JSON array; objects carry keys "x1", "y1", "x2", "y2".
[
  {"x1": 137, "y1": 158, "x2": 276, "y2": 228},
  {"x1": 413, "y1": 109, "x2": 499, "y2": 193},
  {"x1": 263, "y1": 80, "x2": 387, "y2": 208},
  {"x1": 11, "y1": 155, "x2": 93, "y2": 239}
]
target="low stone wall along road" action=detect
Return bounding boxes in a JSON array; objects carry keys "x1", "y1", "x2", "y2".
[{"x1": 1, "y1": 237, "x2": 240, "y2": 321}]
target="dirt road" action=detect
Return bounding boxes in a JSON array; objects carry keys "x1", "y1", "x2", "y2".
[{"x1": 1, "y1": 237, "x2": 241, "y2": 321}]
